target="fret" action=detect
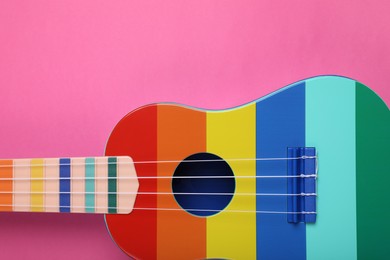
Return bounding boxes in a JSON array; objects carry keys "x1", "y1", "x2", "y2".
[
  {"x1": 31, "y1": 159, "x2": 44, "y2": 212},
  {"x1": 95, "y1": 157, "x2": 108, "y2": 213},
  {"x1": 0, "y1": 156, "x2": 138, "y2": 214},
  {"x1": 45, "y1": 158, "x2": 59, "y2": 212},
  {"x1": 14, "y1": 159, "x2": 30, "y2": 212},
  {"x1": 85, "y1": 158, "x2": 95, "y2": 213},
  {"x1": 72, "y1": 158, "x2": 85, "y2": 213},
  {"x1": 108, "y1": 157, "x2": 117, "y2": 214},
  {"x1": 59, "y1": 158, "x2": 71, "y2": 212},
  {"x1": 0, "y1": 160, "x2": 13, "y2": 211}
]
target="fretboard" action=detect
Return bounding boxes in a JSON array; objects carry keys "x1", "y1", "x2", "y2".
[{"x1": 0, "y1": 156, "x2": 138, "y2": 214}]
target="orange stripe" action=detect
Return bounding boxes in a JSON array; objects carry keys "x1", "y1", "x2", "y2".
[
  {"x1": 0, "y1": 160, "x2": 13, "y2": 211},
  {"x1": 157, "y1": 104, "x2": 206, "y2": 260}
]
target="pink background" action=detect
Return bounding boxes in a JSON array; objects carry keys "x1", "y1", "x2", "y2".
[{"x1": 0, "y1": 0, "x2": 389, "y2": 259}]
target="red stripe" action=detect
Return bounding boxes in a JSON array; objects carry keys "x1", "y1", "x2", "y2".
[{"x1": 105, "y1": 105, "x2": 158, "y2": 259}]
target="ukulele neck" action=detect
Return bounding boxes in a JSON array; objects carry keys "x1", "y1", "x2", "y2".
[{"x1": 0, "y1": 156, "x2": 138, "y2": 214}]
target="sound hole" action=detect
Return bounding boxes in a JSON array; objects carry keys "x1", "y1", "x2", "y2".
[{"x1": 172, "y1": 152, "x2": 235, "y2": 217}]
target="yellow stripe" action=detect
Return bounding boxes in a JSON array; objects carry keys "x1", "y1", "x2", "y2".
[
  {"x1": 31, "y1": 159, "x2": 44, "y2": 212},
  {"x1": 206, "y1": 104, "x2": 256, "y2": 259}
]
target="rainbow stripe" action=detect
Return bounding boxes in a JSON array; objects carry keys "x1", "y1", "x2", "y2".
[
  {"x1": 0, "y1": 156, "x2": 137, "y2": 213},
  {"x1": 105, "y1": 76, "x2": 390, "y2": 259},
  {"x1": 0, "y1": 160, "x2": 13, "y2": 212}
]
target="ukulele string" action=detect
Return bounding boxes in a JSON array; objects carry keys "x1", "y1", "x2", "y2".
[
  {"x1": 0, "y1": 174, "x2": 317, "y2": 181},
  {"x1": 0, "y1": 204, "x2": 317, "y2": 215},
  {"x1": 0, "y1": 156, "x2": 317, "y2": 168},
  {"x1": 0, "y1": 190, "x2": 317, "y2": 196},
  {"x1": 0, "y1": 158, "x2": 318, "y2": 215},
  {"x1": 132, "y1": 207, "x2": 317, "y2": 215}
]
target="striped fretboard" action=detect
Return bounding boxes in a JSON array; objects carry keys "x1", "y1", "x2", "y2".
[{"x1": 0, "y1": 156, "x2": 138, "y2": 214}]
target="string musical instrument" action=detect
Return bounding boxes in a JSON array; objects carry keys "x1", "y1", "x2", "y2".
[{"x1": 0, "y1": 76, "x2": 389, "y2": 259}]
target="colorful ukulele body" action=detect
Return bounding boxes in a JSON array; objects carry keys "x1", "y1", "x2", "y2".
[
  {"x1": 0, "y1": 76, "x2": 388, "y2": 259},
  {"x1": 105, "y1": 76, "x2": 389, "y2": 259}
]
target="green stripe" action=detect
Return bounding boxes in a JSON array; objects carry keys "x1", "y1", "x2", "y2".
[
  {"x1": 85, "y1": 158, "x2": 95, "y2": 213},
  {"x1": 306, "y1": 76, "x2": 357, "y2": 259},
  {"x1": 108, "y1": 157, "x2": 117, "y2": 213},
  {"x1": 356, "y1": 82, "x2": 390, "y2": 259}
]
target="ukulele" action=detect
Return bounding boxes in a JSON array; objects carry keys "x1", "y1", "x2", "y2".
[{"x1": 0, "y1": 76, "x2": 388, "y2": 259}]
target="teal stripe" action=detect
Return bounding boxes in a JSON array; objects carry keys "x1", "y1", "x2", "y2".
[
  {"x1": 108, "y1": 157, "x2": 117, "y2": 213},
  {"x1": 306, "y1": 76, "x2": 357, "y2": 259},
  {"x1": 85, "y1": 158, "x2": 95, "y2": 213}
]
